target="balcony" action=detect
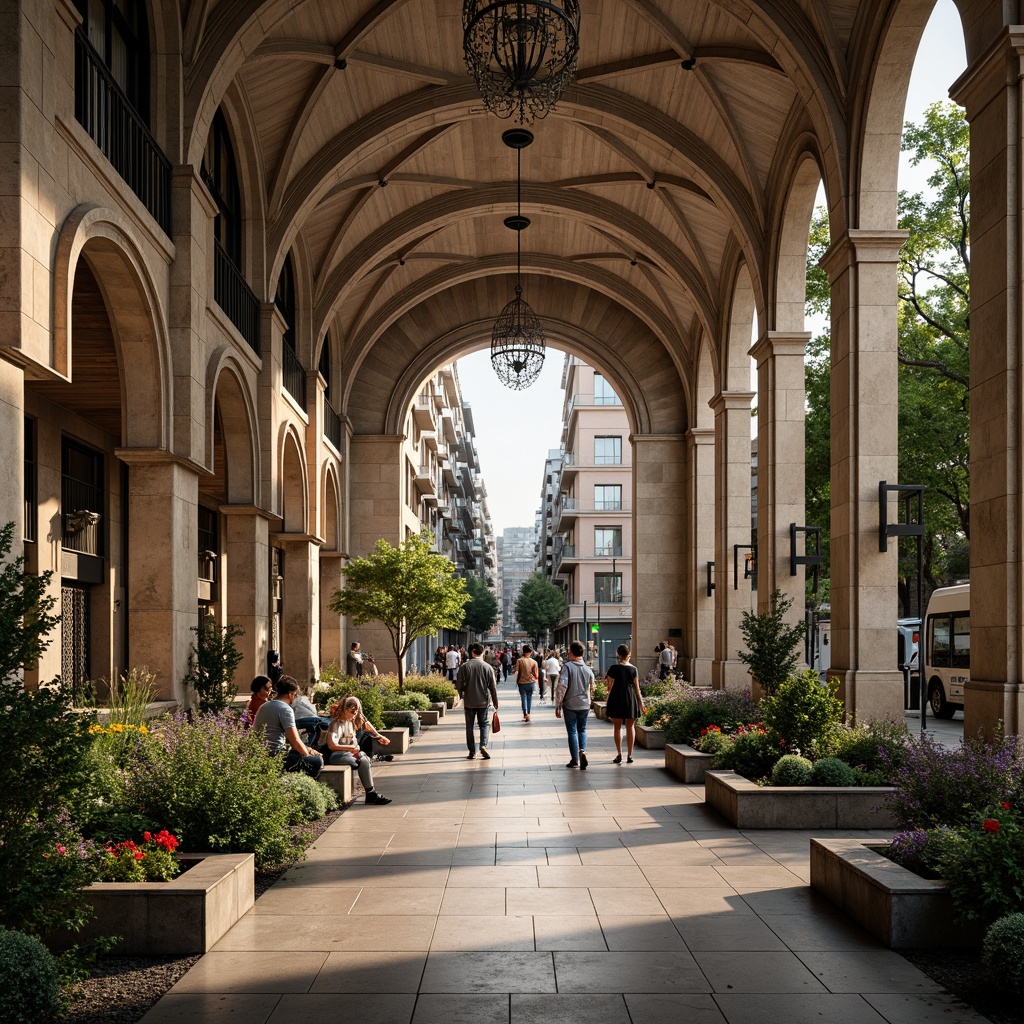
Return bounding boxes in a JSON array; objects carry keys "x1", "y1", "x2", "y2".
[
  {"x1": 439, "y1": 409, "x2": 458, "y2": 444},
  {"x1": 74, "y1": 28, "x2": 171, "y2": 234},
  {"x1": 323, "y1": 399, "x2": 342, "y2": 451},
  {"x1": 557, "y1": 497, "x2": 578, "y2": 527},
  {"x1": 421, "y1": 430, "x2": 438, "y2": 451},
  {"x1": 214, "y1": 240, "x2": 261, "y2": 355},
  {"x1": 282, "y1": 343, "x2": 306, "y2": 408},
  {"x1": 413, "y1": 393, "x2": 435, "y2": 430},
  {"x1": 415, "y1": 466, "x2": 436, "y2": 495}
]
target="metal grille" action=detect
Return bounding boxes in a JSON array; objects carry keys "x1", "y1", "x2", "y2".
[{"x1": 61, "y1": 585, "x2": 90, "y2": 693}]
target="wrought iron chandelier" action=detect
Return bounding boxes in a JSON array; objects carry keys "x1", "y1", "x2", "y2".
[
  {"x1": 491, "y1": 128, "x2": 545, "y2": 391},
  {"x1": 462, "y1": 0, "x2": 581, "y2": 124}
]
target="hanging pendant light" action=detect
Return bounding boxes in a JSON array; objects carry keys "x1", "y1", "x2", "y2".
[
  {"x1": 491, "y1": 128, "x2": 545, "y2": 391},
  {"x1": 463, "y1": 0, "x2": 581, "y2": 125}
]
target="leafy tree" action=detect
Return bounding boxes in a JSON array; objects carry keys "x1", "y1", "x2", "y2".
[
  {"x1": 330, "y1": 532, "x2": 469, "y2": 692},
  {"x1": 514, "y1": 572, "x2": 565, "y2": 646},
  {"x1": 804, "y1": 101, "x2": 970, "y2": 611},
  {"x1": 462, "y1": 575, "x2": 499, "y2": 637},
  {"x1": 737, "y1": 589, "x2": 806, "y2": 697},
  {"x1": 182, "y1": 619, "x2": 245, "y2": 712}
]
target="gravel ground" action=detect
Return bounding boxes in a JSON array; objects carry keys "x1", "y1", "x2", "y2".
[
  {"x1": 56, "y1": 807, "x2": 347, "y2": 1024},
  {"x1": 901, "y1": 949, "x2": 1023, "y2": 1024}
]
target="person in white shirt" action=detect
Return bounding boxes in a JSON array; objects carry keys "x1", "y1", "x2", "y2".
[
  {"x1": 327, "y1": 697, "x2": 392, "y2": 805},
  {"x1": 446, "y1": 645, "x2": 461, "y2": 682},
  {"x1": 543, "y1": 650, "x2": 561, "y2": 704}
]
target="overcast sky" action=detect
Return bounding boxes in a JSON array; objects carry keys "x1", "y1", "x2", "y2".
[{"x1": 457, "y1": 0, "x2": 967, "y2": 538}]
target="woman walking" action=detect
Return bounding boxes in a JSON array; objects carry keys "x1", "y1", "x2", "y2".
[
  {"x1": 514, "y1": 644, "x2": 539, "y2": 720},
  {"x1": 605, "y1": 644, "x2": 644, "y2": 763}
]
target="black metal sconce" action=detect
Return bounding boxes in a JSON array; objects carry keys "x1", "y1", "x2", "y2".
[
  {"x1": 733, "y1": 544, "x2": 753, "y2": 590},
  {"x1": 878, "y1": 481, "x2": 926, "y2": 552},
  {"x1": 790, "y1": 523, "x2": 823, "y2": 595},
  {"x1": 705, "y1": 560, "x2": 715, "y2": 597}
]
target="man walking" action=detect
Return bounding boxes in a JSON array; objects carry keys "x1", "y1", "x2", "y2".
[
  {"x1": 456, "y1": 642, "x2": 499, "y2": 760},
  {"x1": 555, "y1": 640, "x2": 595, "y2": 769},
  {"x1": 446, "y1": 644, "x2": 461, "y2": 682}
]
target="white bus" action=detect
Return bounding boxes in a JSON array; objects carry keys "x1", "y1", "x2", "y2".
[{"x1": 923, "y1": 583, "x2": 969, "y2": 719}]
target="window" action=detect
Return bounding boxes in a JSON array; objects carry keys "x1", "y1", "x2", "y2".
[
  {"x1": 275, "y1": 255, "x2": 297, "y2": 352},
  {"x1": 594, "y1": 436, "x2": 622, "y2": 465},
  {"x1": 76, "y1": 0, "x2": 150, "y2": 119},
  {"x1": 594, "y1": 527, "x2": 622, "y2": 558},
  {"x1": 198, "y1": 505, "x2": 219, "y2": 584},
  {"x1": 594, "y1": 484, "x2": 621, "y2": 511},
  {"x1": 952, "y1": 614, "x2": 970, "y2": 669},
  {"x1": 202, "y1": 110, "x2": 242, "y2": 266},
  {"x1": 318, "y1": 333, "x2": 332, "y2": 403},
  {"x1": 595, "y1": 573, "x2": 622, "y2": 603},
  {"x1": 594, "y1": 374, "x2": 620, "y2": 405},
  {"x1": 62, "y1": 439, "x2": 104, "y2": 555},
  {"x1": 24, "y1": 418, "x2": 36, "y2": 542},
  {"x1": 930, "y1": 616, "x2": 951, "y2": 668}
]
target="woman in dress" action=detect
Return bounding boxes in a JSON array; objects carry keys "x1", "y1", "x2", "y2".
[{"x1": 605, "y1": 644, "x2": 644, "y2": 763}]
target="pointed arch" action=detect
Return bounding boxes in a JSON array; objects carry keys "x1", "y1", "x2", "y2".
[
  {"x1": 278, "y1": 424, "x2": 309, "y2": 533},
  {"x1": 206, "y1": 351, "x2": 260, "y2": 503}
]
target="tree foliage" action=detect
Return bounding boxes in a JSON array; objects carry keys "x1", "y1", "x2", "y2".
[
  {"x1": 330, "y1": 532, "x2": 469, "y2": 691},
  {"x1": 737, "y1": 589, "x2": 807, "y2": 697},
  {"x1": 805, "y1": 101, "x2": 970, "y2": 610},
  {"x1": 514, "y1": 573, "x2": 565, "y2": 645},
  {"x1": 462, "y1": 575, "x2": 499, "y2": 637},
  {"x1": 183, "y1": 619, "x2": 245, "y2": 712}
]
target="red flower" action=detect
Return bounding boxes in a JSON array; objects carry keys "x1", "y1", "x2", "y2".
[
  {"x1": 983, "y1": 819, "x2": 1001, "y2": 833},
  {"x1": 55, "y1": 844, "x2": 66, "y2": 855},
  {"x1": 134, "y1": 851, "x2": 145, "y2": 861},
  {"x1": 1000, "y1": 802, "x2": 1011, "y2": 810},
  {"x1": 143, "y1": 831, "x2": 152, "y2": 842}
]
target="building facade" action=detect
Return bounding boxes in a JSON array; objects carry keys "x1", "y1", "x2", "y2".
[{"x1": 499, "y1": 527, "x2": 537, "y2": 640}]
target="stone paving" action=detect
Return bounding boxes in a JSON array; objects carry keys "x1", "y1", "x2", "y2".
[{"x1": 140, "y1": 677, "x2": 988, "y2": 1024}]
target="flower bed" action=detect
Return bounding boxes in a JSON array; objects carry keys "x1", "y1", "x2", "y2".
[
  {"x1": 704, "y1": 770, "x2": 896, "y2": 829},
  {"x1": 810, "y1": 838, "x2": 984, "y2": 949}
]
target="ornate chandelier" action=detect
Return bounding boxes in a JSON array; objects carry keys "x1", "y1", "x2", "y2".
[
  {"x1": 491, "y1": 128, "x2": 545, "y2": 390},
  {"x1": 462, "y1": 0, "x2": 581, "y2": 124}
]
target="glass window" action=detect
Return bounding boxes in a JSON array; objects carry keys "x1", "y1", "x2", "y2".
[
  {"x1": 594, "y1": 436, "x2": 622, "y2": 464},
  {"x1": 77, "y1": 0, "x2": 150, "y2": 119},
  {"x1": 594, "y1": 527, "x2": 622, "y2": 558},
  {"x1": 594, "y1": 484, "x2": 621, "y2": 511},
  {"x1": 594, "y1": 374, "x2": 620, "y2": 405},
  {"x1": 952, "y1": 614, "x2": 970, "y2": 669},
  {"x1": 595, "y1": 573, "x2": 622, "y2": 603},
  {"x1": 202, "y1": 109, "x2": 242, "y2": 266},
  {"x1": 62, "y1": 438, "x2": 104, "y2": 555},
  {"x1": 930, "y1": 616, "x2": 951, "y2": 669}
]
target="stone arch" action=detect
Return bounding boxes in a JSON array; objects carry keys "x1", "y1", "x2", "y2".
[
  {"x1": 206, "y1": 352, "x2": 259, "y2": 503},
  {"x1": 770, "y1": 148, "x2": 824, "y2": 333},
  {"x1": 321, "y1": 463, "x2": 342, "y2": 551},
  {"x1": 53, "y1": 204, "x2": 171, "y2": 449},
  {"x1": 693, "y1": 333, "x2": 716, "y2": 431},
  {"x1": 721, "y1": 257, "x2": 758, "y2": 394},
  {"x1": 278, "y1": 424, "x2": 308, "y2": 533}
]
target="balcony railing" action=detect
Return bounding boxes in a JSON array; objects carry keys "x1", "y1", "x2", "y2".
[
  {"x1": 324, "y1": 399, "x2": 342, "y2": 451},
  {"x1": 214, "y1": 240, "x2": 261, "y2": 355},
  {"x1": 74, "y1": 28, "x2": 171, "y2": 234},
  {"x1": 282, "y1": 343, "x2": 306, "y2": 408},
  {"x1": 62, "y1": 475, "x2": 103, "y2": 555}
]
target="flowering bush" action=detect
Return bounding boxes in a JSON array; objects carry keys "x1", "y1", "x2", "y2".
[
  {"x1": 831, "y1": 719, "x2": 909, "y2": 777},
  {"x1": 712, "y1": 723, "x2": 783, "y2": 781},
  {"x1": 884, "y1": 731, "x2": 1024, "y2": 831},
  {"x1": 278, "y1": 774, "x2": 340, "y2": 824},
  {"x1": 99, "y1": 830, "x2": 181, "y2": 883},
  {"x1": 123, "y1": 713, "x2": 303, "y2": 868},
  {"x1": 658, "y1": 687, "x2": 759, "y2": 744}
]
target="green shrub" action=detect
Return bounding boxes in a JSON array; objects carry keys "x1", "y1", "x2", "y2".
[
  {"x1": 760, "y1": 670, "x2": 844, "y2": 757},
  {"x1": 640, "y1": 680, "x2": 668, "y2": 699},
  {"x1": 314, "y1": 678, "x2": 386, "y2": 729},
  {"x1": 831, "y1": 720, "x2": 909, "y2": 775},
  {"x1": 714, "y1": 726, "x2": 783, "y2": 782},
  {"x1": 593, "y1": 680, "x2": 609, "y2": 701},
  {"x1": 984, "y1": 913, "x2": 1024, "y2": 993},
  {"x1": 811, "y1": 757, "x2": 857, "y2": 787},
  {"x1": 380, "y1": 690, "x2": 431, "y2": 712},
  {"x1": 403, "y1": 676, "x2": 458, "y2": 708},
  {"x1": 279, "y1": 774, "x2": 338, "y2": 824},
  {"x1": 383, "y1": 709, "x2": 420, "y2": 734},
  {"x1": 693, "y1": 730, "x2": 732, "y2": 755},
  {"x1": 662, "y1": 689, "x2": 759, "y2": 745},
  {"x1": 737, "y1": 589, "x2": 806, "y2": 695},
  {"x1": 124, "y1": 713, "x2": 302, "y2": 868},
  {"x1": 0, "y1": 930, "x2": 60, "y2": 1024},
  {"x1": 182, "y1": 619, "x2": 244, "y2": 712},
  {"x1": 772, "y1": 754, "x2": 813, "y2": 786}
]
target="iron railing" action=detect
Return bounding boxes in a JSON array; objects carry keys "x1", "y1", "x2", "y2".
[
  {"x1": 324, "y1": 399, "x2": 342, "y2": 451},
  {"x1": 62, "y1": 476, "x2": 103, "y2": 555},
  {"x1": 214, "y1": 239, "x2": 261, "y2": 355},
  {"x1": 74, "y1": 28, "x2": 171, "y2": 233},
  {"x1": 282, "y1": 343, "x2": 306, "y2": 408}
]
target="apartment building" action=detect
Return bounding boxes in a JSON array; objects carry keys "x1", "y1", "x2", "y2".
[
  {"x1": 549, "y1": 357, "x2": 633, "y2": 673},
  {"x1": 499, "y1": 527, "x2": 537, "y2": 639}
]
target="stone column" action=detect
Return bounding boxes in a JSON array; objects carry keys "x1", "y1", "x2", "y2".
[
  {"x1": 320, "y1": 551, "x2": 345, "y2": 671},
  {"x1": 819, "y1": 233, "x2": 905, "y2": 723},
  {"x1": 346, "y1": 434, "x2": 406, "y2": 674},
  {"x1": 221, "y1": 505, "x2": 271, "y2": 688},
  {"x1": 711, "y1": 392, "x2": 755, "y2": 690},
  {"x1": 632, "y1": 434, "x2": 687, "y2": 677},
  {"x1": 0, "y1": 357, "x2": 24, "y2": 540},
  {"x1": 117, "y1": 449, "x2": 199, "y2": 701},
  {"x1": 685, "y1": 427, "x2": 715, "y2": 685},
  {"x1": 277, "y1": 534, "x2": 321, "y2": 686},
  {"x1": 953, "y1": 34, "x2": 1024, "y2": 735}
]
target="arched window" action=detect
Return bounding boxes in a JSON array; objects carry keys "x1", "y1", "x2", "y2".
[
  {"x1": 202, "y1": 109, "x2": 242, "y2": 267},
  {"x1": 75, "y1": 0, "x2": 150, "y2": 121}
]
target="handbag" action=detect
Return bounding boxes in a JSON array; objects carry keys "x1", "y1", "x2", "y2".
[{"x1": 491, "y1": 710, "x2": 501, "y2": 733}]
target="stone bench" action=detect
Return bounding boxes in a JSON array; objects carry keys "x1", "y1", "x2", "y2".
[
  {"x1": 375, "y1": 726, "x2": 410, "y2": 755},
  {"x1": 417, "y1": 709, "x2": 440, "y2": 726},
  {"x1": 319, "y1": 764, "x2": 353, "y2": 803},
  {"x1": 430, "y1": 702, "x2": 447, "y2": 718},
  {"x1": 665, "y1": 743, "x2": 715, "y2": 783}
]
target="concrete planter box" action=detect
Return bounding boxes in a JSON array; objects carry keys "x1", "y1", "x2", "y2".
[
  {"x1": 635, "y1": 722, "x2": 666, "y2": 749},
  {"x1": 58, "y1": 853, "x2": 254, "y2": 955},
  {"x1": 430, "y1": 701, "x2": 447, "y2": 718},
  {"x1": 704, "y1": 770, "x2": 897, "y2": 829},
  {"x1": 382, "y1": 712, "x2": 420, "y2": 736},
  {"x1": 319, "y1": 764, "x2": 353, "y2": 803},
  {"x1": 591, "y1": 700, "x2": 608, "y2": 720},
  {"x1": 417, "y1": 709, "x2": 440, "y2": 726},
  {"x1": 810, "y1": 839, "x2": 984, "y2": 949},
  {"x1": 665, "y1": 743, "x2": 714, "y2": 783},
  {"x1": 375, "y1": 726, "x2": 410, "y2": 754}
]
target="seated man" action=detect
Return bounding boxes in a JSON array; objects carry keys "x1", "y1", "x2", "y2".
[
  {"x1": 290, "y1": 681, "x2": 332, "y2": 749},
  {"x1": 252, "y1": 677, "x2": 323, "y2": 777}
]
